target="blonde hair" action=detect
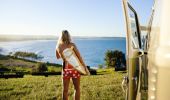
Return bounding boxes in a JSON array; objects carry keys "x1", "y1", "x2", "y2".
[{"x1": 57, "y1": 30, "x2": 72, "y2": 47}]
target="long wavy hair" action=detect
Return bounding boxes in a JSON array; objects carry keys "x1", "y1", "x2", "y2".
[{"x1": 57, "y1": 30, "x2": 72, "y2": 47}]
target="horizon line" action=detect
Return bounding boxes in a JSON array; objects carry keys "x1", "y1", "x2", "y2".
[{"x1": 0, "y1": 34, "x2": 126, "y2": 38}]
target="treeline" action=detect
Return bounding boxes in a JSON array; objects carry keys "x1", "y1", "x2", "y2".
[{"x1": 11, "y1": 51, "x2": 43, "y2": 60}]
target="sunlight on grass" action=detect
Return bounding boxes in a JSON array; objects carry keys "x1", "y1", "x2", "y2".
[{"x1": 0, "y1": 69, "x2": 126, "y2": 100}]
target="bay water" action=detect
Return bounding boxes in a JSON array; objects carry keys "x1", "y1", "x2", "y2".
[{"x1": 0, "y1": 37, "x2": 126, "y2": 68}]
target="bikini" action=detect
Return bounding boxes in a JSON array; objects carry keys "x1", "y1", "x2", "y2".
[{"x1": 62, "y1": 61, "x2": 81, "y2": 79}]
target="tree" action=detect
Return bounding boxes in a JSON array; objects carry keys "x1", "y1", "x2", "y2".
[
  {"x1": 105, "y1": 50, "x2": 115, "y2": 68},
  {"x1": 104, "y1": 50, "x2": 126, "y2": 68}
]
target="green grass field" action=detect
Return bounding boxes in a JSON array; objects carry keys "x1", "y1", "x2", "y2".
[{"x1": 0, "y1": 69, "x2": 126, "y2": 100}]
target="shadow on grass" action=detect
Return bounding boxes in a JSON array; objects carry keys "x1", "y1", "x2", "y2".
[{"x1": 118, "y1": 71, "x2": 127, "y2": 74}]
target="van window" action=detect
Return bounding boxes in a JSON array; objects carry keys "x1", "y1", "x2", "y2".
[{"x1": 128, "y1": 4, "x2": 141, "y2": 49}]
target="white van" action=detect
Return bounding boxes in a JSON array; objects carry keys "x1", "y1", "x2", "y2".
[{"x1": 122, "y1": 0, "x2": 170, "y2": 100}]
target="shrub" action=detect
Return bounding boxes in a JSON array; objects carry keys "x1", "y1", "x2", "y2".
[
  {"x1": 0, "y1": 66, "x2": 10, "y2": 72},
  {"x1": 36, "y1": 62, "x2": 48, "y2": 72},
  {"x1": 104, "y1": 50, "x2": 115, "y2": 68},
  {"x1": 104, "y1": 50, "x2": 126, "y2": 68}
]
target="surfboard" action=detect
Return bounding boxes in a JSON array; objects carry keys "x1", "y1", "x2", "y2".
[{"x1": 62, "y1": 46, "x2": 90, "y2": 75}]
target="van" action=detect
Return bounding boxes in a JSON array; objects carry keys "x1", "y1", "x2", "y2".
[{"x1": 122, "y1": 0, "x2": 170, "y2": 99}]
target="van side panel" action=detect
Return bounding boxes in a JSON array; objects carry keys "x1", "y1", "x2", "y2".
[{"x1": 148, "y1": 0, "x2": 170, "y2": 99}]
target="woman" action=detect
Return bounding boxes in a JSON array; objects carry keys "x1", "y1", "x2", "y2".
[{"x1": 56, "y1": 30, "x2": 88, "y2": 100}]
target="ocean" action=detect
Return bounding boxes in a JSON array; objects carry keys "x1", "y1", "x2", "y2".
[{"x1": 0, "y1": 37, "x2": 126, "y2": 68}]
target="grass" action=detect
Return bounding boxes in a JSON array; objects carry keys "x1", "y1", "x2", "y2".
[
  {"x1": 0, "y1": 54, "x2": 62, "y2": 73},
  {"x1": 0, "y1": 69, "x2": 126, "y2": 100},
  {"x1": 0, "y1": 54, "x2": 126, "y2": 99}
]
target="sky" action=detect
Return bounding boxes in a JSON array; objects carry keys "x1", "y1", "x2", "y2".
[{"x1": 0, "y1": 0, "x2": 154, "y2": 37}]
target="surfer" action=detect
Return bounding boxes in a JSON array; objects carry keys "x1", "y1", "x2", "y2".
[{"x1": 56, "y1": 30, "x2": 88, "y2": 100}]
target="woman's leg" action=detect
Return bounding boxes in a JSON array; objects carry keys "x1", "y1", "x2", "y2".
[
  {"x1": 62, "y1": 78, "x2": 70, "y2": 100},
  {"x1": 72, "y1": 78, "x2": 80, "y2": 100}
]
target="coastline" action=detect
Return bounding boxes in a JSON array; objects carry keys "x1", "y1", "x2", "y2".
[
  {"x1": 0, "y1": 34, "x2": 125, "y2": 42},
  {"x1": 0, "y1": 54, "x2": 62, "y2": 74},
  {"x1": 0, "y1": 37, "x2": 126, "y2": 68}
]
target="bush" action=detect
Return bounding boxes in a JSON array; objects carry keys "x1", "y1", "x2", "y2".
[
  {"x1": 0, "y1": 66, "x2": 10, "y2": 72},
  {"x1": 36, "y1": 62, "x2": 48, "y2": 72},
  {"x1": 104, "y1": 50, "x2": 126, "y2": 68},
  {"x1": 104, "y1": 50, "x2": 115, "y2": 68}
]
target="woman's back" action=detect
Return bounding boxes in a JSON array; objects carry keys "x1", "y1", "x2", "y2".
[{"x1": 58, "y1": 43, "x2": 74, "y2": 56}]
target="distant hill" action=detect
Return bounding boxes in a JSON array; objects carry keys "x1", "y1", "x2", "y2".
[
  {"x1": 0, "y1": 35, "x2": 58, "y2": 41},
  {"x1": 0, "y1": 34, "x2": 125, "y2": 41}
]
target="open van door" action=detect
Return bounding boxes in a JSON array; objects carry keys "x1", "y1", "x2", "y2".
[{"x1": 122, "y1": 0, "x2": 143, "y2": 99}]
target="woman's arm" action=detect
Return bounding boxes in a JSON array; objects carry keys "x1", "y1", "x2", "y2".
[
  {"x1": 56, "y1": 45, "x2": 66, "y2": 61},
  {"x1": 56, "y1": 44, "x2": 61, "y2": 59},
  {"x1": 73, "y1": 43, "x2": 90, "y2": 75},
  {"x1": 56, "y1": 49, "x2": 61, "y2": 59},
  {"x1": 56, "y1": 50, "x2": 61, "y2": 59}
]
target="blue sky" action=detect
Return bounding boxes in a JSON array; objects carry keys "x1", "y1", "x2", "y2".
[{"x1": 0, "y1": 0, "x2": 153, "y2": 37}]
